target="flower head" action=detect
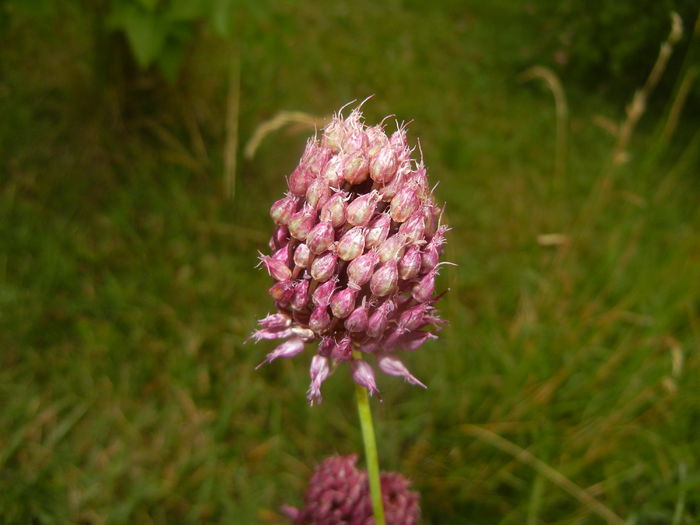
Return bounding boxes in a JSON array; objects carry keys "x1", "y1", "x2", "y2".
[
  {"x1": 251, "y1": 103, "x2": 451, "y2": 403},
  {"x1": 281, "y1": 454, "x2": 421, "y2": 525}
]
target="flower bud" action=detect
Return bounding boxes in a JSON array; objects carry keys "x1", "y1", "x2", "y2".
[
  {"x1": 256, "y1": 337, "x2": 305, "y2": 369},
  {"x1": 317, "y1": 336, "x2": 334, "y2": 356},
  {"x1": 292, "y1": 278, "x2": 310, "y2": 311},
  {"x1": 257, "y1": 312, "x2": 291, "y2": 330},
  {"x1": 377, "y1": 233, "x2": 406, "y2": 264},
  {"x1": 343, "y1": 125, "x2": 368, "y2": 154},
  {"x1": 320, "y1": 191, "x2": 347, "y2": 228},
  {"x1": 378, "y1": 166, "x2": 405, "y2": 202},
  {"x1": 345, "y1": 301, "x2": 369, "y2": 332},
  {"x1": 312, "y1": 276, "x2": 337, "y2": 306},
  {"x1": 337, "y1": 226, "x2": 366, "y2": 261},
  {"x1": 365, "y1": 213, "x2": 391, "y2": 249},
  {"x1": 398, "y1": 245, "x2": 422, "y2": 280},
  {"x1": 370, "y1": 143, "x2": 398, "y2": 184},
  {"x1": 377, "y1": 354, "x2": 426, "y2": 388},
  {"x1": 397, "y1": 304, "x2": 433, "y2": 333},
  {"x1": 259, "y1": 254, "x2": 292, "y2": 282},
  {"x1": 346, "y1": 190, "x2": 380, "y2": 226},
  {"x1": 330, "y1": 287, "x2": 358, "y2": 319},
  {"x1": 288, "y1": 166, "x2": 315, "y2": 196},
  {"x1": 370, "y1": 259, "x2": 398, "y2": 297},
  {"x1": 305, "y1": 177, "x2": 331, "y2": 210},
  {"x1": 309, "y1": 305, "x2": 331, "y2": 333},
  {"x1": 305, "y1": 143, "x2": 332, "y2": 178},
  {"x1": 421, "y1": 244, "x2": 439, "y2": 273},
  {"x1": 331, "y1": 336, "x2": 352, "y2": 362},
  {"x1": 412, "y1": 268, "x2": 437, "y2": 303},
  {"x1": 398, "y1": 210, "x2": 426, "y2": 243},
  {"x1": 351, "y1": 360, "x2": 380, "y2": 396},
  {"x1": 342, "y1": 153, "x2": 370, "y2": 185},
  {"x1": 322, "y1": 154, "x2": 345, "y2": 187},
  {"x1": 269, "y1": 279, "x2": 295, "y2": 304},
  {"x1": 270, "y1": 225, "x2": 289, "y2": 250},
  {"x1": 310, "y1": 251, "x2": 338, "y2": 282},
  {"x1": 390, "y1": 184, "x2": 420, "y2": 223},
  {"x1": 271, "y1": 244, "x2": 290, "y2": 264},
  {"x1": 307, "y1": 354, "x2": 330, "y2": 405},
  {"x1": 366, "y1": 124, "x2": 389, "y2": 158},
  {"x1": 367, "y1": 299, "x2": 395, "y2": 338},
  {"x1": 347, "y1": 249, "x2": 379, "y2": 289},
  {"x1": 293, "y1": 243, "x2": 312, "y2": 268},
  {"x1": 269, "y1": 195, "x2": 298, "y2": 225},
  {"x1": 306, "y1": 221, "x2": 335, "y2": 254},
  {"x1": 322, "y1": 117, "x2": 347, "y2": 153},
  {"x1": 288, "y1": 205, "x2": 317, "y2": 241}
]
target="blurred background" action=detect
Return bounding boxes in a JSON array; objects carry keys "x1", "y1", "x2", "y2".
[{"x1": 2, "y1": 0, "x2": 699, "y2": 523}]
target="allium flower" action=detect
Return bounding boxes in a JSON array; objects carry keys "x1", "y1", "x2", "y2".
[
  {"x1": 281, "y1": 455, "x2": 421, "y2": 525},
  {"x1": 251, "y1": 103, "x2": 450, "y2": 404}
]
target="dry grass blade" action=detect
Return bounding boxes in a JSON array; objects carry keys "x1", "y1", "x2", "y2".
[
  {"x1": 224, "y1": 45, "x2": 241, "y2": 201},
  {"x1": 519, "y1": 66, "x2": 568, "y2": 185},
  {"x1": 461, "y1": 424, "x2": 627, "y2": 525},
  {"x1": 244, "y1": 111, "x2": 328, "y2": 160}
]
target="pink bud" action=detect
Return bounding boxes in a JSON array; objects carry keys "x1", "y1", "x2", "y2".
[
  {"x1": 377, "y1": 354, "x2": 426, "y2": 388},
  {"x1": 342, "y1": 153, "x2": 370, "y2": 185},
  {"x1": 248, "y1": 327, "x2": 292, "y2": 342},
  {"x1": 369, "y1": 143, "x2": 397, "y2": 184},
  {"x1": 268, "y1": 279, "x2": 295, "y2": 304},
  {"x1": 331, "y1": 336, "x2": 352, "y2": 362},
  {"x1": 337, "y1": 226, "x2": 366, "y2": 261},
  {"x1": 377, "y1": 233, "x2": 406, "y2": 264},
  {"x1": 345, "y1": 302, "x2": 369, "y2": 332},
  {"x1": 259, "y1": 254, "x2": 292, "y2": 281},
  {"x1": 310, "y1": 251, "x2": 338, "y2": 282},
  {"x1": 342, "y1": 126, "x2": 368, "y2": 154},
  {"x1": 257, "y1": 313, "x2": 291, "y2": 330},
  {"x1": 270, "y1": 226, "x2": 289, "y2": 250},
  {"x1": 306, "y1": 221, "x2": 335, "y2": 254},
  {"x1": 378, "y1": 167, "x2": 405, "y2": 202},
  {"x1": 304, "y1": 142, "x2": 332, "y2": 178},
  {"x1": 390, "y1": 127, "x2": 411, "y2": 165},
  {"x1": 390, "y1": 184, "x2": 420, "y2": 223},
  {"x1": 256, "y1": 337, "x2": 305, "y2": 369},
  {"x1": 322, "y1": 154, "x2": 345, "y2": 187},
  {"x1": 346, "y1": 190, "x2": 380, "y2": 226},
  {"x1": 397, "y1": 304, "x2": 433, "y2": 333},
  {"x1": 312, "y1": 277, "x2": 337, "y2": 306},
  {"x1": 412, "y1": 268, "x2": 437, "y2": 303},
  {"x1": 347, "y1": 249, "x2": 379, "y2": 289},
  {"x1": 366, "y1": 125, "x2": 389, "y2": 158},
  {"x1": 351, "y1": 360, "x2": 380, "y2": 396},
  {"x1": 365, "y1": 213, "x2": 391, "y2": 249},
  {"x1": 370, "y1": 259, "x2": 398, "y2": 297},
  {"x1": 271, "y1": 245, "x2": 290, "y2": 264},
  {"x1": 288, "y1": 205, "x2": 318, "y2": 241},
  {"x1": 269, "y1": 195, "x2": 298, "y2": 225},
  {"x1": 307, "y1": 354, "x2": 330, "y2": 405},
  {"x1": 322, "y1": 117, "x2": 347, "y2": 153},
  {"x1": 398, "y1": 211, "x2": 426, "y2": 243},
  {"x1": 319, "y1": 191, "x2": 348, "y2": 228},
  {"x1": 293, "y1": 243, "x2": 312, "y2": 268},
  {"x1": 398, "y1": 245, "x2": 422, "y2": 280},
  {"x1": 423, "y1": 204, "x2": 440, "y2": 237},
  {"x1": 330, "y1": 287, "x2": 358, "y2": 319},
  {"x1": 317, "y1": 336, "x2": 335, "y2": 356},
  {"x1": 309, "y1": 305, "x2": 331, "y2": 332},
  {"x1": 407, "y1": 164, "x2": 430, "y2": 197},
  {"x1": 421, "y1": 244, "x2": 439, "y2": 273},
  {"x1": 367, "y1": 299, "x2": 395, "y2": 338},
  {"x1": 292, "y1": 278, "x2": 310, "y2": 310},
  {"x1": 305, "y1": 177, "x2": 331, "y2": 210}
]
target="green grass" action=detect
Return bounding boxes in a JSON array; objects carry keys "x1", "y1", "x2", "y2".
[{"x1": 1, "y1": 1, "x2": 699, "y2": 523}]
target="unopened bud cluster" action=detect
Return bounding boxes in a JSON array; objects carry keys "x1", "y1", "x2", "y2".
[
  {"x1": 252, "y1": 104, "x2": 450, "y2": 404},
  {"x1": 281, "y1": 454, "x2": 420, "y2": 525}
]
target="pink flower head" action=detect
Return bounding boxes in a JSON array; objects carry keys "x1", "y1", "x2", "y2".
[
  {"x1": 282, "y1": 454, "x2": 421, "y2": 525},
  {"x1": 251, "y1": 102, "x2": 451, "y2": 403}
]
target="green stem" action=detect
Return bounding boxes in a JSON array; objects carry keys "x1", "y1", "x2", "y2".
[{"x1": 353, "y1": 351, "x2": 386, "y2": 525}]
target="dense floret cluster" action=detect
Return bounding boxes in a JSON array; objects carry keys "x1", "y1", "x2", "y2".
[
  {"x1": 281, "y1": 455, "x2": 420, "y2": 525},
  {"x1": 251, "y1": 104, "x2": 450, "y2": 404}
]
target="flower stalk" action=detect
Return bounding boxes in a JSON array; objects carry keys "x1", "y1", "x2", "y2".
[{"x1": 353, "y1": 349, "x2": 386, "y2": 525}]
